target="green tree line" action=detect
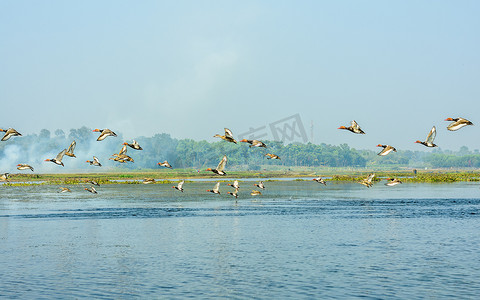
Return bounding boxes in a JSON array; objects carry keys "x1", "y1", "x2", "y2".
[{"x1": 1, "y1": 127, "x2": 480, "y2": 169}]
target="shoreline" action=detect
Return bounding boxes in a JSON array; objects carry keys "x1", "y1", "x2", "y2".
[{"x1": 2, "y1": 169, "x2": 479, "y2": 186}]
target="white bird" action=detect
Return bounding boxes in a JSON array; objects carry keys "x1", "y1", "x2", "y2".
[
  {"x1": 360, "y1": 173, "x2": 375, "y2": 188},
  {"x1": 125, "y1": 140, "x2": 143, "y2": 150},
  {"x1": 214, "y1": 128, "x2": 237, "y2": 144},
  {"x1": 228, "y1": 188, "x2": 239, "y2": 198},
  {"x1": 86, "y1": 156, "x2": 102, "y2": 167},
  {"x1": 228, "y1": 180, "x2": 240, "y2": 189},
  {"x1": 93, "y1": 128, "x2": 117, "y2": 141},
  {"x1": 85, "y1": 186, "x2": 98, "y2": 194},
  {"x1": 143, "y1": 178, "x2": 155, "y2": 184},
  {"x1": 158, "y1": 161, "x2": 173, "y2": 169},
  {"x1": 17, "y1": 164, "x2": 34, "y2": 171},
  {"x1": 206, "y1": 155, "x2": 227, "y2": 175},
  {"x1": 0, "y1": 173, "x2": 9, "y2": 182},
  {"x1": 376, "y1": 144, "x2": 397, "y2": 156},
  {"x1": 45, "y1": 149, "x2": 67, "y2": 166},
  {"x1": 312, "y1": 177, "x2": 326, "y2": 185},
  {"x1": 59, "y1": 187, "x2": 72, "y2": 193},
  {"x1": 415, "y1": 126, "x2": 437, "y2": 147},
  {"x1": 385, "y1": 178, "x2": 402, "y2": 186},
  {"x1": 65, "y1": 140, "x2": 76, "y2": 157},
  {"x1": 0, "y1": 128, "x2": 22, "y2": 141},
  {"x1": 254, "y1": 181, "x2": 265, "y2": 189},
  {"x1": 172, "y1": 180, "x2": 184, "y2": 192},
  {"x1": 445, "y1": 117, "x2": 474, "y2": 131},
  {"x1": 207, "y1": 182, "x2": 221, "y2": 194},
  {"x1": 338, "y1": 120, "x2": 365, "y2": 134}
]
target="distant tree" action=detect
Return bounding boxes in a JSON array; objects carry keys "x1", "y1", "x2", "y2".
[
  {"x1": 39, "y1": 129, "x2": 51, "y2": 140},
  {"x1": 55, "y1": 129, "x2": 65, "y2": 139}
]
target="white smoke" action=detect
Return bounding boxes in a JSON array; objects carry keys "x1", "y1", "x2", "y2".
[{"x1": 0, "y1": 144, "x2": 22, "y2": 173}]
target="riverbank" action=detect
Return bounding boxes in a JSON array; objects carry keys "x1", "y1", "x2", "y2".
[{"x1": 2, "y1": 169, "x2": 480, "y2": 186}]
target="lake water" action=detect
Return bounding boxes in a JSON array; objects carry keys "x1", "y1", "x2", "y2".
[{"x1": 1, "y1": 181, "x2": 479, "y2": 299}]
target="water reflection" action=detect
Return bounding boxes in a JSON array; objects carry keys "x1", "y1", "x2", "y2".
[{"x1": 0, "y1": 181, "x2": 479, "y2": 298}]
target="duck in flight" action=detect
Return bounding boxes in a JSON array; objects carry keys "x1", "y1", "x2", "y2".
[
  {"x1": 158, "y1": 161, "x2": 173, "y2": 169},
  {"x1": 65, "y1": 140, "x2": 76, "y2": 158},
  {"x1": 338, "y1": 120, "x2": 365, "y2": 134},
  {"x1": 93, "y1": 128, "x2": 117, "y2": 141},
  {"x1": 228, "y1": 180, "x2": 240, "y2": 189},
  {"x1": 143, "y1": 178, "x2": 156, "y2": 184},
  {"x1": 385, "y1": 178, "x2": 402, "y2": 186},
  {"x1": 360, "y1": 173, "x2": 375, "y2": 188},
  {"x1": 125, "y1": 140, "x2": 143, "y2": 150},
  {"x1": 172, "y1": 180, "x2": 184, "y2": 192},
  {"x1": 0, "y1": 128, "x2": 22, "y2": 141},
  {"x1": 254, "y1": 181, "x2": 265, "y2": 189},
  {"x1": 45, "y1": 149, "x2": 67, "y2": 166},
  {"x1": 265, "y1": 153, "x2": 281, "y2": 160},
  {"x1": 312, "y1": 177, "x2": 326, "y2": 185},
  {"x1": 377, "y1": 144, "x2": 397, "y2": 156},
  {"x1": 445, "y1": 117, "x2": 474, "y2": 131},
  {"x1": 214, "y1": 128, "x2": 237, "y2": 144},
  {"x1": 59, "y1": 187, "x2": 72, "y2": 193},
  {"x1": 228, "y1": 188, "x2": 239, "y2": 198},
  {"x1": 0, "y1": 173, "x2": 9, "y2": 182},
  {"x1": 206, "y1": 155, "x2": 227, "y2": 175},
  {"x1": 207, "y1": 182, "x2": 221, "y2": 194},
  {"x1": 17, "y1": 164, "x2": 34, "y2": 171},
  {"x1": 415, "y1": 126, "x2": 437, "y2": 147},
  {"x1": 86, "y1": 156, "x2": 102, "y2": 167},
  {"x1": 240, "y1": 139, "x2": 267, "y2": 148},
  {"x1": 85, "y1": 186, "x2": 98, "y2": 194}
]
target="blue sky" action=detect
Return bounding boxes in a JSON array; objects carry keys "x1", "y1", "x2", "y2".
[{"x1": 1, "y1": 1, "x2": 479, "y2": 151}]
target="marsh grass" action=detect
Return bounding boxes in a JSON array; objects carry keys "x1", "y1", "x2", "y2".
[{"x1": 2, "y1": 169, "x2": 479, "y2": 186}]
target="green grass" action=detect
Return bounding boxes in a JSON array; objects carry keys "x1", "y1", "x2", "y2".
[{"x1": 2, "y1": 169, "x2": 480, "y2": 186}]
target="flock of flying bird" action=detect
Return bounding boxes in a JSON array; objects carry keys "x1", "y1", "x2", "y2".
[{"x1": 0, "y1": 116, "x2": 474, "y2": 196}]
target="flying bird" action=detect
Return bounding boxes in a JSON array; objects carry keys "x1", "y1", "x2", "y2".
[
  {"x1": 377, "y1": 144, "x2": 397, "y2": 156},
  {"x1": 338, "y1": 120, "x2": 365, "y2": 134},
  {"x1": 65, "y1": 140, "x2": 76, "y2": 158},
  {"x1": 206, "y1": 155, "x2": 227, "y2": 175},
  {"x1": 265, "y1": 153, "x2": 281, "y2": 160},
  {"x1": 254, "y1": 181, "x2": 265, "y2": 189},
  {"x1": 87, "y1": 180, "x2": 100, "y2": 186},
  {"x1": 59, "y1": 187, "x2": 72, "y2": 193},
  {"x1": 445, "y1": 117, "x2": 474, "y2": 131},
  {"x1": 228, "y1": 180, "x2": 240, "y2": 189},
  {"x1": 228, "y1": 188, "x2": 239, "y2": 198},
  {"x1": 17, "y1": 164, "x2": 34, "y2": 171},
  {"x1": 385, "y1": 178, "x2": 402, "y2": 186},
  {"x1": 125, "y1": 140, "x2": 143, "y2": 150},
  {"x1": 158, "y1": 161, "x2": 172, "y2": 169},
  {"x1": 86, "y1": 156, "x2": 102, "y2": 167},
  {"x1": 360, "y1": 173, "x2": 375, "y2": 188},
  {"x1": 312, "y1": 177, "x2": 326, "y2": 185},
  {"x1": 45, "y1": 149, "x2": 67, "y2": 166},
  {"x1": 110, "y1": 154, "x2": 134, "y2": 163},
  {"x1": 214, "y1": 128, "x2": 237, "y2": 144},
  {"x1": 143, "y1": 178, "x2": 155, "y2": 184},
  {"x1": 93, "y1": 128, "x2": 117, "y2": 141},
  {"x1": 240, "y1": 139, "x2": 267, "y2": 148},
  {"x1": 85, "y1": 186, "x2": 98, "y2": 194},
  {"x1": 0, "y1": 128, "x2": 22, "y2": 141},
  {"x1": 0, "y1": 173, "x2": 9, "y2": 182},
  {"x1": 207, "y1": 182, "x2": 221, "y2": 194},
  {"x1": 172, "y1": 180, "x2": 184, "y2": 192},
  {"x1": 250, "y1": 190, "x2": 262, "y2": 196},
  {"x1": 415, "y1": 126, "x2": 437, "y2": 147}
]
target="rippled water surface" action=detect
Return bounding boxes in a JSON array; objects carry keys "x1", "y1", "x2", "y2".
[{"x1": 1, "y1": 181, "x2": 479, "y2": 299}]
